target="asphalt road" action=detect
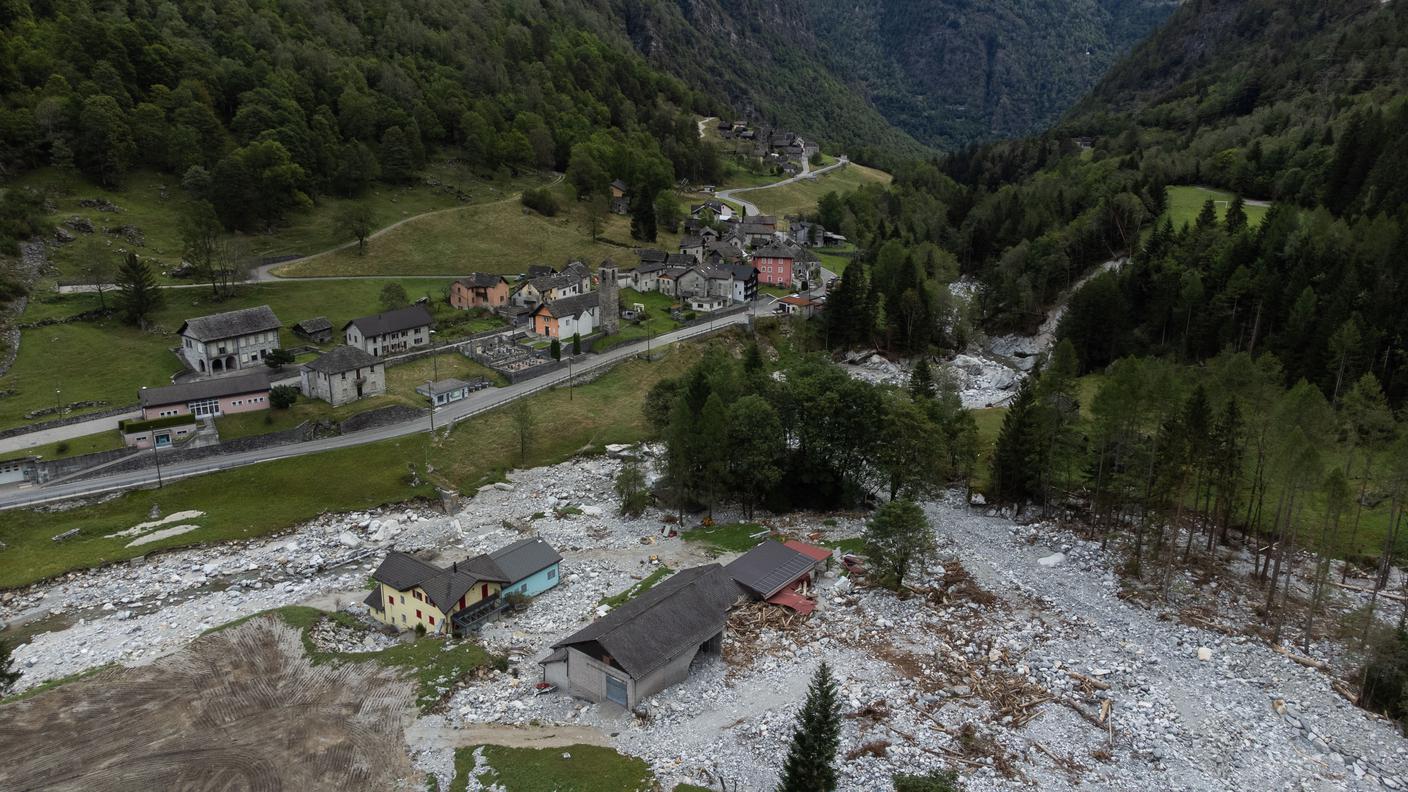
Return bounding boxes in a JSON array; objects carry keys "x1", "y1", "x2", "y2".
[
  {"x1": 716, "y1": 156, "x2": 848, "y2": 217},
  {"x1": 0, "y1": 308, "x2": 764, "y2": 511}
]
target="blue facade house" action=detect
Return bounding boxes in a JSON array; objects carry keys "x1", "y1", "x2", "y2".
[{"x1": 491, "y1": 537, "x2": 563, "y2": 598}]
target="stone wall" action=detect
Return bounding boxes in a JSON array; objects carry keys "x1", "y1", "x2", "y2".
[
  {"x1": 71, "y1": 421, "x2": 315, "y2": 480},
  {"x1": 340, "y1": 405, "x2": 426, "y2": 434},
  {"x1": 0, "y1": 403, "x2": 138, "y2": 442}
]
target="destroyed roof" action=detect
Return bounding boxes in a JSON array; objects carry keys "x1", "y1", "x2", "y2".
[
  {"x1": 138, "y1": 371, "x2": 270, "y2": 408},
  {"x1": 456, "y1": 273, "x2": 509, "y2": 289},
  {"x1": 552, "y1": 564, "x2": 741, "y2": 678},
  {"x1": 725, "y1": 540, "x2": 823, "y2": 599},
  {"x1": 371, "y1": 551, "x2": 510, "y2": 613},
  {"x1": 489, "y1": 538, "x2": 562, "y2": 584},
  {"x1": 304, "y1": 345, "x2": 379, "y2": 374},
  {"x1": 178, "y1": 305, "x2": 281, "y2": 342},
  {"x1": 344, "y1": 304, "x2": 434, "y2": 337}
]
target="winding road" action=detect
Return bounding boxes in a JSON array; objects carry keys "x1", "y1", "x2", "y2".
[{"x1": 716, "y1": 155, "x2": 849, "y2": 217}]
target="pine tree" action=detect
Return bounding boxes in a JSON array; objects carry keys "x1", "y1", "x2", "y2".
[
  {"x1": 909, "y1": 357, "x2": 935, "y2": 400},
  {"x1": 991, "y1": 372, "x2": 1042, "y2": 504},
  {"x1": 1224, "y1": 195, "x2": 1248, "y2": 233},
  {"x1": 115, "y1": 252, "x2": 163, "y2": 328},
  {"x1": 572, "y1": 332, "x2": 581, "y2": 356},
  {"x1": 550, "y1": 338, "x2": 561, "y2": 360},
  {"x1": 0, "y1": 638, "x2": 19, "y2": 693},
  {"x1": 1195, "y1": 198, "x2": 1219, "y2": 230},
  {"x1": 777, "y1": 662, "x2": 842, "y2": 792}
]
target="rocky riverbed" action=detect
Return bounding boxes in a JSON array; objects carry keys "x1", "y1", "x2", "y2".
[{"x1": 5, "y1": 447, "x2": 1405, "y2": 791}]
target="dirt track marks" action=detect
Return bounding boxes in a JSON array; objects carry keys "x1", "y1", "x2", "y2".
[{"x1": 0, "y1": 618, "x2": 417, "y2": 792}]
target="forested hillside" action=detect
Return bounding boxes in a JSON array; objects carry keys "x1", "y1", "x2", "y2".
[
  {"x1": 0, "y1": 0, "x2": 721, "y2": 234},
  {"x1": 804, "y1": 0, "x2": 1177, "y2": 149}
]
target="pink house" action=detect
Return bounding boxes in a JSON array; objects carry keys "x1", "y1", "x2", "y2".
[
  {"x1": 138, "y1": 371, "x2": 271, "y2": 421},
  {"x1": 751, "y1": 244, "x2": 795, "y2": 287}
]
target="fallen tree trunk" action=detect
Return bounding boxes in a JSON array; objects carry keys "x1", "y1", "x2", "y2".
[{"x1": 1272, "y1": 644, "x2": 1329, "y2": 671}]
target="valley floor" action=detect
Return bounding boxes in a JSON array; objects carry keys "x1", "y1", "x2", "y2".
[{"x1": 1, "y1": 449, "x2": 1405, "y2": 791}]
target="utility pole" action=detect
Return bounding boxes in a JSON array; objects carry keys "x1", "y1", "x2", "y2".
[
  {"x1": 568, "y1": 355, "x2": 574, "y2": 401},
  {"x1": 151, "y1": 441, "x2": 164, "y2": 488},
  {"x1": 426, "y1": 330, "x2": 438, "y2": 473}
]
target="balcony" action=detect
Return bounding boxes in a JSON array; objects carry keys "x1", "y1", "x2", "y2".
[{"x1": 451, "y1": 593, "x2": 509, "y2": 634}]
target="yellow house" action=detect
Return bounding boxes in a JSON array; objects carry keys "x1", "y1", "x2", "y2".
[{"x1": 365, "y1": 552, "x2": 509, "y2": 635}]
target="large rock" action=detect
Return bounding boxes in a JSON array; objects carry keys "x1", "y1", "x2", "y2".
[{"x1": 1037, "y1": 552, "x2": 1066, "y2": 568}]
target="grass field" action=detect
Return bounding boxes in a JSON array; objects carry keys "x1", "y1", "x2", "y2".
[
  {"x1": 451, "y1": 744, "x2": 656, "y2": 792},
  {"x1": 0, "y1": 278, "x2": 456, "y2": 430},
  {"x1": 681, "y1": 521, "x2": 766, "y2": 554},
  {"x1": 0, "y1": 428, "x2": 126, "y2": 464},
  {"x1": 746, "y1": 162, "x2": 892, "y2": 218},
  {"x1": 13, "y1": 163, "x2": 538, "y2": 287},
  {"x1": 594, "y1": 288, "x2": 683, "y2": 352},
  {"x1": 816, "y1": 243, "x2": 857, "y2": 276},
  {"x1": 1163, "y1": 186, "x2": 1270, "y2": 231},
  {"x1": 0, "y1": 343, "x2": 701, "y2": 589},
  {"x1": 275, "y1": 181, "x2": 683, "y2": 278},
  {"x1": 385, "y1": 351, "x2": 506, "y2": 396}
]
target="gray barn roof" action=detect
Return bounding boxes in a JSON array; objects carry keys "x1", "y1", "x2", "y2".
[
  {"x1": 138, "y1": 371, "x2": 270, "y2": 408},
  {"x1": 489, "y1": 538, "x2": 562, "y2": 584},
  {"x1": 371, "y1": 551, "x2": 510, "y2": 613},
  {"x1": 293, "y1": 316, "x2": 332, "y2": 334},
  {"x1": 304, "y1": 345, "x2": 379, "y2": 374},
  {"x1": 344, "y1": 304, "x2": 434, "y2": 337},
  {"x1": 178, "y1": 305, "x2": 281, "y2": 342},
  {"x1": 534, "y1": 291, "x2": 599, "y2": 320},
  {"x1": 724, "y1": 540, "x2": 822, "y2": 599},
  {"x1": 551, "y1": 564, "x2": 742, "y2": 678}
]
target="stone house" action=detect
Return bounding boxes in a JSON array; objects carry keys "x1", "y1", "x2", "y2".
[
  {"x1": 513, "y1": 261, "x2": 591, "y2": 308},
  {"x1": 366, "y1": 539, "x2": 562, "y2": 635},
  {"x1": 177, "y1": 305, "x2": 282, "y2": 375},
  {"x1": 529, "y1": 292, "x2": 600, "y2": 339},
  {"x1": 450, "y1": 273, "x2": 511, "y2": 310},
  {"x1": 540, "y1": 565, "x2": 740, "y2": 710},
  {"x1": 301, "y1": 345, "x2": 385, "y2": 407},
  {"x1": 344, "y1": 304, "x2": 434, "y2": 357}
]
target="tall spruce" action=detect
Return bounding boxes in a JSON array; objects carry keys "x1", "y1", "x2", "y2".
[
  {"x1": 777, "y1": 662, "x2": 842, "y2": 792},
  {"x1": 0, "y1": 638, "x2": 19, "y2": 693},
  {"x1": 115, "y1": 252, "x2": 163, "y2": 328},
  {"x1": 990, "y1": 371, "x2": 1042, "y2": 504}
]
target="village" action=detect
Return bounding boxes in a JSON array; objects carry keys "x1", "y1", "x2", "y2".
[{"x1": 0, "y1": 122, "x2": 841, "y2": 493}]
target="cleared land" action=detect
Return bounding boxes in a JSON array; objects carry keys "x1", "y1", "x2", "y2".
[
  {"x1": 0, "y1": 617, "x2": 420, "y2": 791},
  {"x1": 1163, "y1": 185, "x2": 1270, "y2": 230},
  {"x1": 16, "y1": 162, "x2": 536, "y2": 287},
  {"x1": 275, "y1": 181, "x2": 683, "y2": 278},
  {"x1": 0, "y1": 344, "x2": 699, "y2": 589},
  {"x1": 451, "y1": 744, "x2": 657, "y2": 792},
  {"x1": 746, "y1": 162, "x2": 892, "y2": 218}
]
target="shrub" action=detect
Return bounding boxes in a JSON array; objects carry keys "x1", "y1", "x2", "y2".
[
  {"x1": 893, "y1": 771, "x2": 961, "y2": 792},
  {"x1": 414, "y1": 622, "x2": 427, "y2": 637},
  {"x1": 520, "y1": 187, "x2": 559, "y2": 216},
  {"x1": 270, "y1": 385, "x2": 300, "y2": 409},
  {"x1": 264, "y1": 348, "x2": 295, "y2": 367},
  {"x1": 55, "y1": 441, "x2": 70, "y2": 455}
]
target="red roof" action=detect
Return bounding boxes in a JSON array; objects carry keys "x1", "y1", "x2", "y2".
[
  {"x1": 784, "y1": 540, "x2": 832, "y2": 563},
  {"x1": 766, "y1": 588, "x2": 816, "y2": 615}
]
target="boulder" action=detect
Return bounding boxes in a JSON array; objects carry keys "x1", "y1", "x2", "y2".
[
  {"x1": 336, "y1": 531, "x2": 361, "y2": 548},
  {"x1": 1037, "y1": 552, "x2": 1066, "y2": 568},
  {"x1": 1196, "y1": 647, "x2": 1213, "y2": 662}
]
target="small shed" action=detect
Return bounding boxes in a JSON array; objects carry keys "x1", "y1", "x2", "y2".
[
  {"x1": 292, "y1": 316, "x2": 334, "y2": 343},
  {"x1": 416, "y1": 378, "x2": 472, "y2": 406}
]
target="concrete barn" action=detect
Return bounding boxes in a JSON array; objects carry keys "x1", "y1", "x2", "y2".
[
  {"x1": 541, "y1": 564, "x2": 740, "y2": 709},
  {"x1": 301, "y1": 345, "x2": 385, "y2": 406},
  {"x1": 178, "y1": 305, "x2": 282, "y2": 375}
]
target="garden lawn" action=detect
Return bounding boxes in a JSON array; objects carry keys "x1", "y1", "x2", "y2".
[
  {"x1": 1, "y1": 278, "x2": 454, "y2": 430},
  {"x1": 0, "y1": 429, "x2": 125, "y2": 464},
  {"x1": 451, "y1": 745, "x2": 656, "y2": 792},
  {"x1": 1163, "y1": 186, "x2": 1270, "y2": 230},
  {"x1": 385, "y1": 352, "x2": 506, "y2": 398},
  {"x1": 594, "y1": 288, "x2": 682, "y2": 352},
  {"x1": 681, "y1": 521, "x2": 766, "y2": 554},
  {"x1": 275, "y1": 181, "x2": 681, "y2": 278},
  {"x1": 0, "y1": 342, "x2": 702, "y2": 590},
  {"x1": 746, "y1": 162, "x2": 892, "y2": 218}
]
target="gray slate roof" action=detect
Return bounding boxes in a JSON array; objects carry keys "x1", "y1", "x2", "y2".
[
  {"x1": 371, "y1": 551, "x2": 510, "y2": 613},
  {"x1": 534, "y1": 291, "x2": 599, "y2": 320},
  {"x1": 178, "y1": 305, "x2": 281, "y2": 342},
  {"x1": 724, "y1": 540, "x2": 822, "y2": 599},
  {"x1": 344, "y1": 304, "x2": 434, "y2": 337},
  {"x1": 305, "y1": 345, "x2": 380, "y2": 374},
  {"x1": 753, "y1": 243, "x2": 795, "y2": 259},
  {"x1": 527, "y1": 261, "x2": 590, "y2": 293},
  {"x1": 490, "y1": 538, "x2": 562, "y2": 584},
  {"x1": 551, "y1": 564, "x2": 742, "y2": 678},
  {"x1": 637, "y1": 249, "x2": 668, "y2": 264},
  {"x1": 456, "y1": 273, "x2": 509, "y2": 289},
  {"x1": 293, "y1": 316, "x2": 332, "y2": 334},
  {"x1": 139, "y1": 371, "x2": 270, "y2": 408},
  {"x1": 418, "y1": 378, "x2": 471, "y2": 396}
]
